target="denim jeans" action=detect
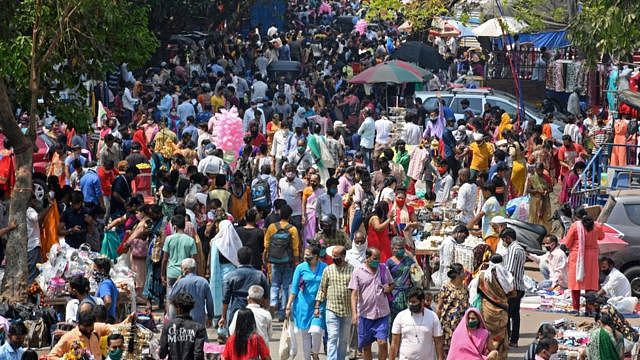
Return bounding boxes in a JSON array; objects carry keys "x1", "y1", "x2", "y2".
[
  {"x1": 362, "y1": 147, "x2": 373, "y2": 172},
  {"x1": 326, "y1": 309, "x2": 351, "y2": 360},
  {"x1": 270, "y1": 264, "x2": 293, "y2": 318},
  {"x1": 350, "y1": 209, "x2": 363, "y2": 241}
]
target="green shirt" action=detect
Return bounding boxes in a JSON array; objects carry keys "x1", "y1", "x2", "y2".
[{"x1": 162, "y1": 233, "x2": 197, "y2": 279}]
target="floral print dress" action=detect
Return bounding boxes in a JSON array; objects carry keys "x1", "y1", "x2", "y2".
[{"x1": 438, "y1": 281, "x2": 469, "y2": 351}]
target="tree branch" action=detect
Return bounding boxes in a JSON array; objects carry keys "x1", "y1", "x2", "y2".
[{"x1": 37, "y1": 2, "x2": 80, "y2": 71}]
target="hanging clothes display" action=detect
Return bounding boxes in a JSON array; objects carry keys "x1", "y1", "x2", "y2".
[{"x1": 607, "y1": 67, "x2": 619, "y2": 111}]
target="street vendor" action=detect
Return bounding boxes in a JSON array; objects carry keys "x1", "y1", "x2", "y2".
[
  {"x1": 527, "y1": 235, "x2": 568, "y2": 291},
  {"x1": 435, "y1": 225, "x2": 469, "y2": 287},
  {"x1": 467, "y1": 183, "x2": 505, "y2": 253},
  {"x1": 597, "y1": 257, "x2": 631, "y2": 299}
]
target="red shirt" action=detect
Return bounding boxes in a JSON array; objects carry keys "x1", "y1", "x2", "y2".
[
  {"x1": 557, "y1": 143, "x2": 585, "y2": 177},
  {"x1": 248, "y1": 132, "x2": 267, "y2": 148},
  {"x1": 97, "y1": 167, "x2": 116, "y2": 196},
  {"x1": 222, "y1": 334, "x2": 270, "y2": 360}
]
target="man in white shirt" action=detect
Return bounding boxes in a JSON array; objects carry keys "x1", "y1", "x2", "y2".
[
  {"x1": 197, "y1": 145, "x2": 225, "y2": 175},
  {"x1": 229, "y1": 285, "x2": 272, "y2": 341},
  {"x1": 598, "y1": 257, "x2": 632, "y2": 298},
  {"x1": 434, "y1": 225, "x2": 468, "y2": 287},
  {"x1": 528, "y1": 235, "x2": 568, "y2": 290},
  {"x1": 375, "y1": 115, "x2": 394, "y2": 147},
  {"x1": 271, "y1": 120, "x2": 296, "y2": 177},
  {"x1": 455, "y1": 168, "x2": 477, "y2": 224},
  {"x1": 358, "y1": 109, "x2": 376, "y2": 171},
  {"x1": 403, "y1": 116, "x2": 422, "y2": 145},
  {"x1": 243, "y1": 99, "x2": 266, "y2": 133},
  {"x1": 390, "y1": 288, "x2": 444, "y2": 360},
  {"x1": 278, "y1": 163, "x2": 305, "y2": 232},
  {"x1": 121, "y1": 82, "x2": 138, "y2": 125},
  {"x1": 434, "y1": 162, "x2": 454, "y2": 204},
  {"x1": 286, "y1": 139, "x2": 315, "y2": 176},
  {"x1": 251, "y1": 74, "x2": 268, "y2": 101}
]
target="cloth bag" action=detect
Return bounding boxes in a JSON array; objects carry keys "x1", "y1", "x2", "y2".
[
  {"x1": 100, "y1": 230, "x2": 121, "y2": 261},
  {"x1": 278, "y1": 319, "x2": 297, "y2": 360}
]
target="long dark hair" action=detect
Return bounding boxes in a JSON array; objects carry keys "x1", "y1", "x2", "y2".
[
  {"x1": 233, "y1": 308, "x2": 257, "y2": 356},
  {"x1": 575, "y1": 207, "x2": 594, "y2": 232}
]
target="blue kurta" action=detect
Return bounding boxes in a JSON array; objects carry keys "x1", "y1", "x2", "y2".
[{"x1": 290, "y1": 261, "x2": 327, "y2": 330}]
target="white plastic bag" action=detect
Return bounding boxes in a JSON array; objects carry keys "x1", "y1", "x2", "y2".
[{"x1": 279, "y1": 319, "x2": 297, "y2": 359}]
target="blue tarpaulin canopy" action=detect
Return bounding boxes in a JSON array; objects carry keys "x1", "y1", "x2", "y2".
[{"x1": 494, "y1": 30, "x2": 570, "y2": 49}]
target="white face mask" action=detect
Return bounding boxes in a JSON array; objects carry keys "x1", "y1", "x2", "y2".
[
  {"x1": 354, "y1": 242, "x2": 367, "y2": 251},
  {"x1": 49, "y1": 191, "x2": 56, "y2": 199}
]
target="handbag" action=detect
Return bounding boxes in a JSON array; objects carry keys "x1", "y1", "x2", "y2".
[{"x1": 130, "y1": 238, "x2": 149, "y2": 259}]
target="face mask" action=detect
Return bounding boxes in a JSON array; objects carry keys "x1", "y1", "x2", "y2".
[
  {"x1": 545, "y1": 245, "x2": 554, "y2": 252},
  {"x1": 395, "y1": 250, "x2": 405, "y2": 258},
  {"x1": 354, "y1": 242, "x2": 366, "y2": 251},
  {"x1": 409, "y1": 303, "x2": 422, "y2": 314},
  {"x1": 429, "y1": 116, "x2": 437, "y2": 122},
  {"x1": 369, "y1": 259, "x2": 379, "y2": 268},
  {"x1": 602, "y1": 268, "x2": 612, "y2": 276},
  {"x1": 333, "y1": 257, "x2": 344, "y2": 266},
  {"x1": 298, "y1": 146, "x2": 305, "y2": 153},
  {"x1": 396, "y1": 199, "x2": 405, "y2": 208},
  {"x1": 108, "y1": 348, "x2": 123, "y2": 360},
  {"x1": 304, "y1": 256, "x2": 314, "y2": 263},
  {"x1": 286, "y1": 172, "x2": 296, "y2": 180},
  {"x1": 328, "y1": 188, "x2": 338, "y2": 196},
  {"x1": 49, "y1": 191, "x2": 56, "y2": 199},
  {"x1": 468, "y1": 320, "x2": 479, "y2": 329}
]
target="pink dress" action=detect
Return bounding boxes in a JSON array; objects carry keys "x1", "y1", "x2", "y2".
[{"x1": 562, "y1": 222, "x2": 604, "y2": 291}]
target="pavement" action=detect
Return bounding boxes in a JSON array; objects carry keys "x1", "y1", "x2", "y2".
[{"x1": 203, "y1": 267, "x2": 640, "y2": 359}]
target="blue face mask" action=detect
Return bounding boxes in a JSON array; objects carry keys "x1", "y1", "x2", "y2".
[{"x1": 328, "y1": 187, "x2": 338, "y2": 196}]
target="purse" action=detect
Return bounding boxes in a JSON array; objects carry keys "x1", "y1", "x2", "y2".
[{"x1": 130, "y1": 238, "x2": 149, "y2": 259}]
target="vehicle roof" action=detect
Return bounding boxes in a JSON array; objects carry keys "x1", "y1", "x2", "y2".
[
  {"x1": 609, "y1": 189, "x2": 640, "y2": 201},
  {"x1": 414, "y1": 89, "x2": 542, "y2": 115}
]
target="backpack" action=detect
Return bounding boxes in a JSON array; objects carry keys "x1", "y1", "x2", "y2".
[
  {"x1": 268, "y1": 223, "x2": 293, "y2": 264},
  {"x1": 251, "y1": 177, "x2": 271, "y2": 209}
]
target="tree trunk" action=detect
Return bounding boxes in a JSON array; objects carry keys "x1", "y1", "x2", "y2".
[{"x1": 0, "y1": 79, "x2": 31, "y2": 304}]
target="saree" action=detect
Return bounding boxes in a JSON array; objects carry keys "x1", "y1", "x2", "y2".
[
  {"x1": 587, "y1": 328, "x2": 621, "y2": 360},
  {"x1": 447, "y1": 308, "x2": 491, "y2": 360},
  {"x1": 510, "y1": 158, "x2": 526, "y2": 198},
  {"x1": 528, "y1": 173, "x2": 552, "y2": 231},
  {"x1": 477, "y1": 269, "x2": 509, "y2": 360},
  {"x1": 302, "y1": 187, "x2": 322, "y2": 243},
  {"x1": 386, "y1": 256, "x2": 414, "y2": 323}
]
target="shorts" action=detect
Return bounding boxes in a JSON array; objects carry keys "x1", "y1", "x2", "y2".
[{"x1": 358, "y1": 315, "x2": 389, "y2": 348}]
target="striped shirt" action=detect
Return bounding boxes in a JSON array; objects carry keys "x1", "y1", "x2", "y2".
[
  {"x1": 316, "y1": 263, "x2": 354, "y2": 317},
  {"x1": 505, "y1": 241, "x2": 526, "y2": 291}
]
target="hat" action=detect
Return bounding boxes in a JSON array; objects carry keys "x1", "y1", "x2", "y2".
[
  {"x1": 490, "y1": 216, "x2": 507, "y2": 225},
  {"x1": 333, "y1": 121, "x2": 346, "y2": 129},
  {"x1": 495, "y1": 139, "x2": 508, "y2": 147},
  {"x1": 473, "y1": 132, "x2": 484, "y2": 142}
]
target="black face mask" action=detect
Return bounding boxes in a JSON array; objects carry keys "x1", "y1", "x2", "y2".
[
  {"x1": 544, "y1": 245, "x2": 554, "y2": 252},
  {"x1": 409, "y1": 303, "x2": 422, "y2": 314},
  {"x1": 602, "y1": 268, "x2": 612, "y2": 276}
]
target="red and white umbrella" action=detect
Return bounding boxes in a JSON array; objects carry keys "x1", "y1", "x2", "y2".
[{"x1": 598, "y1": 223, "x2": 628, "y2": 254}]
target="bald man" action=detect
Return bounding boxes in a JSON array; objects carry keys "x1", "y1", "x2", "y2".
[{"x1": 316, "y1": 245, "x2": 354, "y2": 360}]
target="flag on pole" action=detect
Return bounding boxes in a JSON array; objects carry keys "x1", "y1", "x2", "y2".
[{"x1": 96, "y1": 101, "x2": 107, "y2": 128}]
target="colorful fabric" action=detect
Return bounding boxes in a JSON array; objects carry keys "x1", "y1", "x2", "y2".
[
  {"x1": 386, "y1": 255, "x2": 414, "y2": 323},
  {"x1": 587, "y1": 327, "x2": 621, "y2": 360},
  {"x1": 438, "y1": 281, "x2": 470, "y2": 351},
  {"x1": 477, "y1": 268, "x2": 509, "y2": 360},
  {"x1": 446, "y1": 308, "x2": 490, "y2": 359}
]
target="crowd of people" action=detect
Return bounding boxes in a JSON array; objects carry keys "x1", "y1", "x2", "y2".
[{"x1": 0, "y1": 0, "x2": 638, "y2": 360}]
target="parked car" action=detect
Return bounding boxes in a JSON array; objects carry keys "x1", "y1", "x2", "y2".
[
  {"x1": 598, "y1": 190, "x2": 640, "y2": 296},
  {"x1": 414, "y1": 88, "x2": 565, "y2": 140}
]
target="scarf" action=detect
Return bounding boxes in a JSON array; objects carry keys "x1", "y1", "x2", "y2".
[
  {"x1": 484, "y1": 261, "x2": 514, "y2": 294},
  {"x1": 447, "y1": 308, "x2": 490, "y2": 360},
  {"x1": 576, "y1": 220, "x2": 586, "y2": 282},
  {"x1": 346, "y1": 240, "x2": 368, "y2": 266},
  {"x1": 211, "y1": 220, "x2": 242, "y2": 266}
]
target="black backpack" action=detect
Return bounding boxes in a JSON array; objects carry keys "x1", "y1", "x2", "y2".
[{"x1": 268, "y1": 223, "x2": 293, "y2": 264}]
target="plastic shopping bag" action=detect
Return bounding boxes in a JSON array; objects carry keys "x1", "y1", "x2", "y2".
[{"x1": 278, "y1": 319, "x2": 297, "y2": 359}]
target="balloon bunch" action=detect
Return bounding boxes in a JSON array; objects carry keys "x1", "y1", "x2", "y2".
[
  {"x1": 354, "y1": 19, "x2": 368, "y2": 36},
  {"x1": 211, "y1": 107, "x2": 244, "y2": 157}
]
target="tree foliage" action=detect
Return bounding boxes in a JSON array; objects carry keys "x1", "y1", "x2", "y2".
[
  {"x1": 0, "y1": 0, "x2": 157, "y2": 303},
  {"x1": 0, "y1": 0, "x2": 158, "y2": 133},
  {"x1": 365, "y1": 0, "x2": 448, "y2": 31},
  {"x1": 568, "y1": 0, "x2": 640, "y2": 64}
]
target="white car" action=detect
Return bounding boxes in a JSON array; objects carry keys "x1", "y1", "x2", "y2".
[{"x1": 415, "y1": 88, "x2": 564, "y2": 140}]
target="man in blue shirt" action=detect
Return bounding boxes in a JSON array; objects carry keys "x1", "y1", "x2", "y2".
[
  {"x1": 181, "y1": 116, "x2": 199, "y2": 146},
  {"x1": 0, "y1": 321, "x2": 27, "y2": 360},
  {"x1": 79, "y1": 161, "x2": 104, "y2": 209},
  {"x1": 168, "y1": 258, "x2": 214, "y2": 327},
  {"x1": 94, "y1": 257, "x2": 119, "y2": 323}
]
